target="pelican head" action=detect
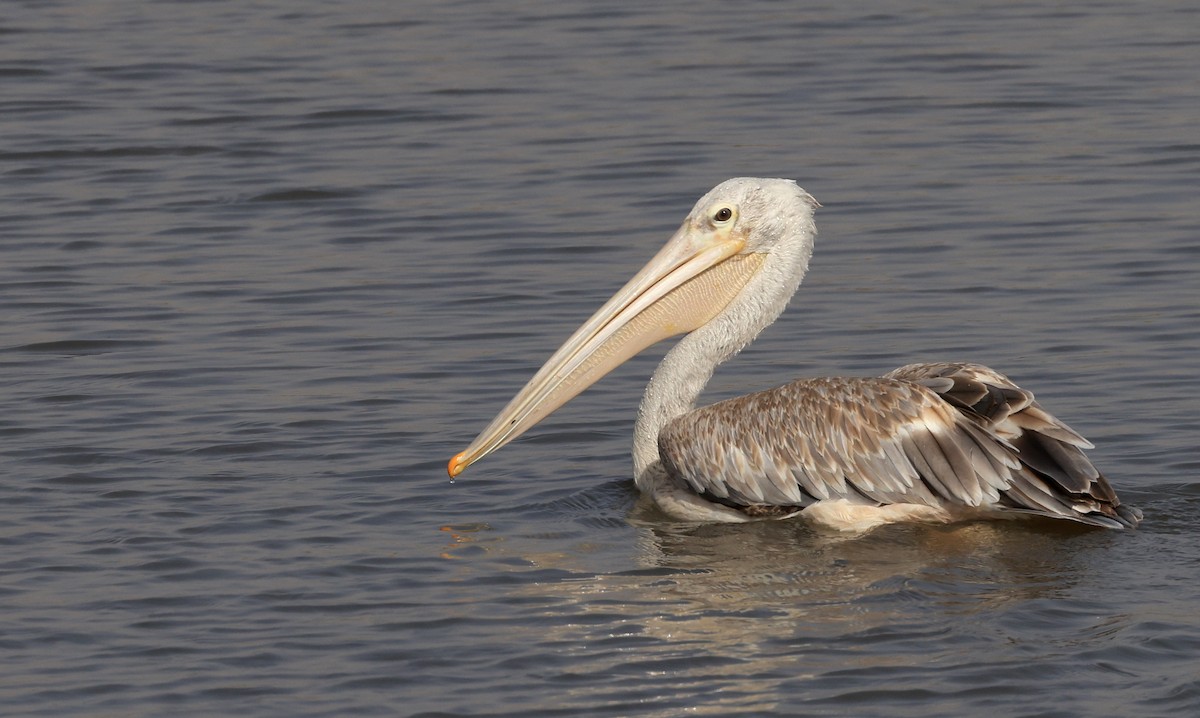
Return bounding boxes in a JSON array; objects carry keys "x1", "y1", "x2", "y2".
[{"x1": 448, "y1": 178, "x2": 820, "y2": 478}]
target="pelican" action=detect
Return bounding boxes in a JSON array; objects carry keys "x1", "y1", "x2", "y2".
[{"x1": 448, "y1": 178, "x2": 1140, "y2": 532}]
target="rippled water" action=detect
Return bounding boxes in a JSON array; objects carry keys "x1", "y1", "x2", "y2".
[{"x1": 2, "y1": 1, "x2": 1198, "y2": 716}]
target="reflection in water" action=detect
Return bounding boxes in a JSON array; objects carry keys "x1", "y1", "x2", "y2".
[{"x1": 440, "y1": 499, "x2": 1110, "y2": 715}]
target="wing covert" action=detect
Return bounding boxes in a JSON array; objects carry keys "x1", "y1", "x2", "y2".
[{"x1": 657, "y1": 363, "x2": 1139, "y2": 528}]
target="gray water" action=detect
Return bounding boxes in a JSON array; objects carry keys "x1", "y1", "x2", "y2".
[{"x1": 2, "y1": 1, "x2": 1198, "y2": 716}]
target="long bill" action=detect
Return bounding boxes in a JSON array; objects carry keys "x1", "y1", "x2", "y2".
[{"x1": 448, "y1": 220, "x2": 764, "y2": 478}]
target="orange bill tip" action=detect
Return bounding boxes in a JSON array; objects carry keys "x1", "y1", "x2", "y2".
[{"x1": 447, "y1": 451, "x2": 468, "y2": 478}]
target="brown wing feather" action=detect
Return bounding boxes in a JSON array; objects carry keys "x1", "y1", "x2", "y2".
[{"x1": 657, "y1": 362, "x2": 1140, "y2": 528}]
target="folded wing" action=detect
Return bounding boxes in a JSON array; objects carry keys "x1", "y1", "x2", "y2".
[{"x1": 657, "y1": 362, "x2": 1140, "y2": 528}]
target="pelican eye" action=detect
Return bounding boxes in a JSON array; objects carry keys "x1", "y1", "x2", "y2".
[{"x1": 713, "y1": 207, "x2": 733, "y2": 223}]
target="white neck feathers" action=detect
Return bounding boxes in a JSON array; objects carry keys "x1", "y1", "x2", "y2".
[{"x1": 632, "y1": 222, "x2": 815, "y2": 485}]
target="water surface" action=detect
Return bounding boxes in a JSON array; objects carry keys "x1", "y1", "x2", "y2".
[{"x1": 2, "y1": 1, "x2": 1198, "y2": 716}]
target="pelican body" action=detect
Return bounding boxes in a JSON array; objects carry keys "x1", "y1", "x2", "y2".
[{"x1": 449, "y1": 178, "x2": 1140, "y2": 531}]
